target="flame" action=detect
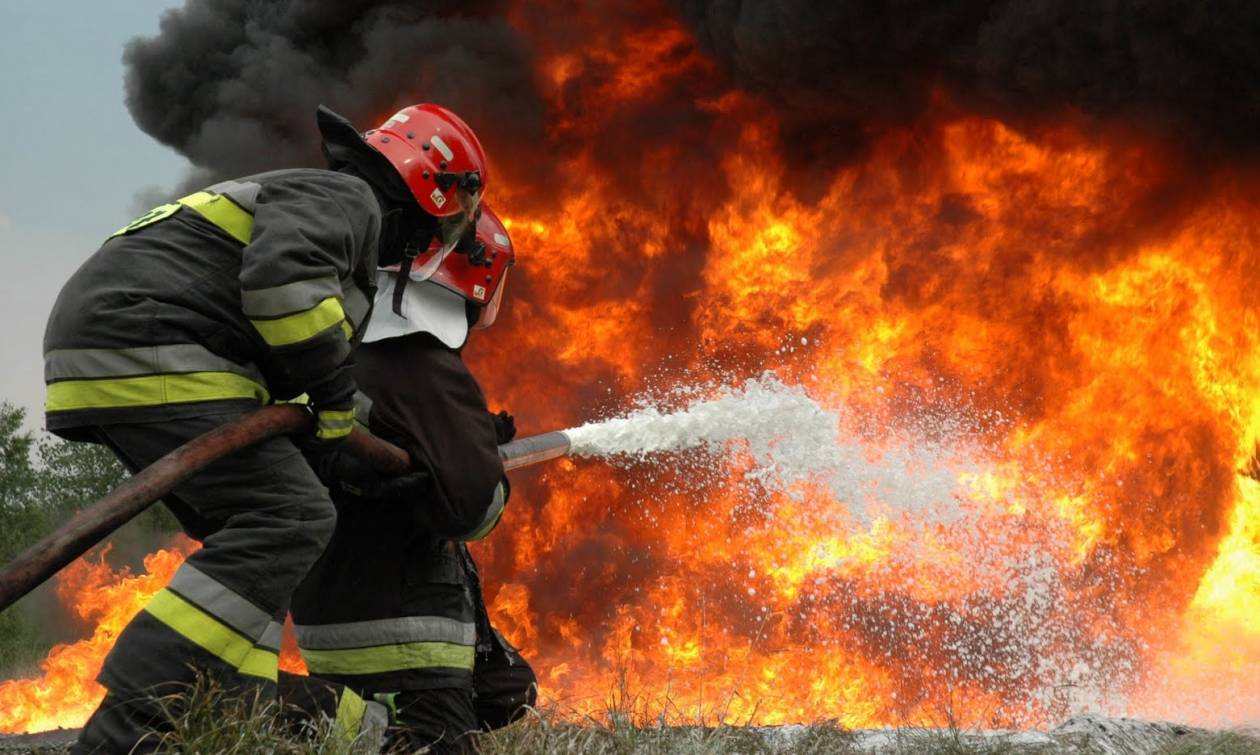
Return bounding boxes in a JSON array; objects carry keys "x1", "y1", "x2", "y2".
[
  {"x1": 0, "y1": 540, "x2": 310, "y2": 734},
  {"x1": 466, "y1": 1, "x2": 1260, "y2": 729},
  {"x1": 0, "y1": 540, "x2": 197, "y2": 733},
  {"x1": 6, "y1": 0, "x2": 1260, "y2": 734}
]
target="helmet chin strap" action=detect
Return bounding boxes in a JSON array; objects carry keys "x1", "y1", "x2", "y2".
[{"x1": 392, "y1": 226, "x2": 435, "y2": 316}]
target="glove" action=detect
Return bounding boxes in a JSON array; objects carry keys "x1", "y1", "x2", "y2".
[
  {"x1": 491, "y1": 410, "x2": 516, "y2": 444},
  {"x1": 372, "y1": 469, "x2": 435, "y2": 505},
  {"x1": 306, "y1": 364, "x2": 358, "y2": 447}
]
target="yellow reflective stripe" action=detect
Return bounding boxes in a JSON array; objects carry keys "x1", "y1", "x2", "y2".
[
  {"x1": 107, "y1": 188, "x2": 254, "y2": 243},
  {"x1": 465, "y1": 503, "x2": 504, "y2": 542},
  {"x1": 250, "y1": 296, "x2": 346, "y2": 347},
  {"x1": 301, "y1": 641, "x2": 475, "y2": 676},
  {"x1": 335, "y1": 689, "x2": 368, "y2": 741},
  {"x1": 46, "y1": 371, "x2": 269, "y2": 412},
  {"x1": 317, "y1": 408, "x2": 356, "y2": 440},
  {"x1": 239, "y1": 646, "x2": 281, "y2": 680},
  {"x1": 109, "y1": 203, "x2": 181, "y2": 238},
  {"x1": 179, "y1": 191, "x2": 254, "y2": 244},
  {"x1": 144, "y1": 589, "x2": 278, "y2": 681},
  {"x1": 341, "y1": 320, "x2": 354, "y2": 341}
]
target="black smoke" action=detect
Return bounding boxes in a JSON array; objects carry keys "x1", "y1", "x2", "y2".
[
  {"x1": 676, "y1": 0, "x2": 1260, "y2": 164},
  {"x1": 124, "y1": 0, "x2": 546, "y2": 186},
  {"x1": 126, "y1": 0, "x2": 1260, "y2": 192}
]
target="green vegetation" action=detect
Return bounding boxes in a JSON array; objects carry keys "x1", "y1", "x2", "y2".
[
  {"x1": 0, "y1": 403, "x2": 130, "y2": 566},
  {"x1": 148, "y1": 677, "x2": 375, "y2": 755},
  {"x1": 1158, "y1": 730, "x2": 1260, "y2": 755},
  {"x1": 18, "y1": 693, "x2": 1254, "y2": 755},
  {"x1": 0, "y1": 402, "x2": 174, "y2": 679}
]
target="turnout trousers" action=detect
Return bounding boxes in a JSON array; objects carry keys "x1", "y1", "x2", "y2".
[
  {"x1": 71, "y1": 411, "x2": 336, "y2": 754},
  {"x1": 383, "y1": 635, "x2": 538, "y2": 754},
  {"x1": 285, "y1": 632, "x2": 536, "y2": 754}
]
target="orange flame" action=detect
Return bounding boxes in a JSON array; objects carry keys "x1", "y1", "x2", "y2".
[
  {"x1": 465, "y1": 2, "x2": 1260, "y2": 728},
  {"x1": 5, "y1": 0, "x2": 1260, "y2": 734},
  {"x1": 0, "y1": 540, "x2": 197, "y2": 733}
]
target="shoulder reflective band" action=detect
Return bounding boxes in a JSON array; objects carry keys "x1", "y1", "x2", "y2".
[
  {"x1": 107, "y1": 189, "x2": 255, "y2": 244},
  {"x1": 250, "y1": 296, "x2": 347, "y2": 347},
  {"x1": 178, "y1": 191, "x2": 253, "y2": 244},
  {"x1": 109, "y1": 203, "x2": 181, "y2": 238}
]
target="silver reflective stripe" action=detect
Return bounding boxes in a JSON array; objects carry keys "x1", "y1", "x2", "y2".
[
  {"x1": 241, "y1": 276, "x2": 342, "y2": 318},
  {"x1": 342, "y1": 282, "x2": 371, "y2": 330},
  {"x1": 463, "y1": 482, "x2": 506, "y2": 541},
  {"x1": 258, "y1": 621, "x2": 283, "y2": 652},
  {"x1": 352, "y1": 391, "x2": 373, "y2": 428},
  {"x1": 294, "y1": 616, "x2": 476, "y2": 650},
  {"x1": 45, "y1": 344, "x2": 264, "y2": 383},
  {"x1": 318, "y1": 415, "x2": 355, "y2": 430},
  {"x1": 167, "y1": 564, "x2": 272, "y2": 641},
  {"x1": 204, "y1": 179, "x2": 261, "y2": 213}
]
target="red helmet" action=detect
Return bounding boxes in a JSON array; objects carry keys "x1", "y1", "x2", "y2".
[
  {"x1": 365, "y1": 104, "x2": 487, "y2": 217},
  {"x1": 366, "y1": 104, "x2": 488, "y2": 280},
  {"x1": 397, "y1": 204, "x2": 515, "y2": 330}
]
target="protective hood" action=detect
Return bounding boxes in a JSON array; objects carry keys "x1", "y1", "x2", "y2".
[
  {"x1": 316, "y1": 105, "x2": 413, "y2": 206},
  {"x1": 362, "y1": 269, "x2": 469, "y2": 349}
]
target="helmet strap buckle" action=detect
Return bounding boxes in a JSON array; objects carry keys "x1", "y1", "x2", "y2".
[{"x1": 391, "y1": 227, "x2": 434, "y2": 316}]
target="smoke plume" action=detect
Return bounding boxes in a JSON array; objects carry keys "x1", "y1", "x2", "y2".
[
  {"x1": 676, "y1": 0, "x2": 1260, "y2": 164},
  {"x1": 124, "y1": 0, "x2": 546, "y2": 185}
]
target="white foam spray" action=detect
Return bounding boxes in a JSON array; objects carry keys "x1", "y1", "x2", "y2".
[
  {"x1": 564, "y1": 372, "x2": 978, "y2": 520},
  {"x1": 560, "y1": 372, "x2": 1142, "y2": 720}
]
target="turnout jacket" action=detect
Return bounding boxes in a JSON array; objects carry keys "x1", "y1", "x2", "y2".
[
  {"x1": 43, "y1": 169, "x2": 381, "y2": 437},
  {"x1": 291, "y1": 333, "x2": 508, "y2": 693}
]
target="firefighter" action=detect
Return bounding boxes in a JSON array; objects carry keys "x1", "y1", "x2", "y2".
[
  {"x1": 47, "y1": 103, "x2": 488, "y2": 754},
  {"x1": 289, "y1": 205, "x2": 535, "y2": 754}
]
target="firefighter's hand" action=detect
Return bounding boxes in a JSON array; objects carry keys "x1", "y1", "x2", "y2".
[
  {"x1": 306, "y1": 365, "x2": 358, "y2": 447},
  {"x1": 491, "y1": 410, "x2": 516, "y2": 444},
  {"x1": 374, "y1": 469, "x2": 435, "y2": 506}
]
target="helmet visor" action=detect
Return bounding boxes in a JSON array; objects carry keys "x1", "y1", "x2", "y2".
[
  {"x1": 407, "y1": 190, "x2": 482, "y2": 281},
  {"x1": 473, "y1": 269, "x2": 509, "y2": 330}
]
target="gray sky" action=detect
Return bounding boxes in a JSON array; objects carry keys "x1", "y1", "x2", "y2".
[{"x1": 0, "y1": 3, "x2": 187, "y2": 427}]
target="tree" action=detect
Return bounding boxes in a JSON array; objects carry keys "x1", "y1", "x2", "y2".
[
  {"x1": 1, "y1": 403, "x2": 49, "y2": 675},
  {"x1": 0, "y1": 402, "x2": 150, "y2": 676},
  {"x1": 0, "y1": 403, "x2": 43, "y2": 565}
]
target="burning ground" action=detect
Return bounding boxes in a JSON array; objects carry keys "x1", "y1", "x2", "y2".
[{"x1": 3, "y1": 0, "x2": 1260, "y2": 735}]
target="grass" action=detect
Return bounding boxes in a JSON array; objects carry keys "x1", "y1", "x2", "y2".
[
  {"x1": 479, "y1": 709, "x2": 861, "y2": 754},
  {"x1": 5, "y1": 680, "x2": 1259, "y2": 754},
  {"x1": 83, "y1": 676, "x2": 379, "y2": 755},
  {"x1": 477, "y1": 712, "x2": 1103, "y2": 754},
  {"x1": 1157, "y1": 730, "x2": 1260, "y2": 755}
]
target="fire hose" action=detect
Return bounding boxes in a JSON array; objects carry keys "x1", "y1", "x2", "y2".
[{"x1": 0, "y1": 405, "x2": 572, "y2": 614}]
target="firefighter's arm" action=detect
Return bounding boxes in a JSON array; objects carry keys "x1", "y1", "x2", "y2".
[
  {"x1": 400, "y1": 394, "x2": 507, "y2": 540},
  {"x1": 240, "y1": 173, "x2": 379, "y2": 396},
  {"x1": 357, "y1": 340, "x2": 508, "y2": 539},
  {"x1": 308, "y1": 357, "x2": 508, "y2": 539},
  {"x1": 313, "y1": 450, "x2": 507, "y2": 541}
]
